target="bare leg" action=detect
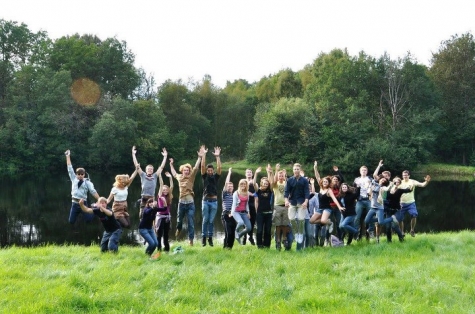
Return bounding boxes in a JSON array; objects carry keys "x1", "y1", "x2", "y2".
[
  {"x1": 310, "y1": 212, "x2": 322, "y2": 224},
  {"x1": 410, "y1": 217, "x2": 417, "y2": 236}
]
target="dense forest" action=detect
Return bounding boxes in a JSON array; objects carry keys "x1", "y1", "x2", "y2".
[{"x1": 1, "y1": 19, "x2": 474, "y2": 173}]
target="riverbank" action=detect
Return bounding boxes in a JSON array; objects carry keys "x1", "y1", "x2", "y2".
[
  {"x1": 220, "y1": 161, "x2": 475, "y2": 178},
  {"x1": 2, "y1": 231, "x2": 473, "y2": 313}
]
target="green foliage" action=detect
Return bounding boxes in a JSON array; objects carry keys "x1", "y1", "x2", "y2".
[
  {"x1": 430, "y1": 32, "x2": 475, "y2": 165},
  {"x1": 0, "y1": 18, "x2": 474, "y2": 171},
  {"x1": 246, "y1": 98, "x2": 319, "y2": 163},
  {"x1": 48, "y1": 34, "x2": 140, "y2": 98}
]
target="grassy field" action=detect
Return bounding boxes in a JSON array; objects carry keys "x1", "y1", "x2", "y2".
[{"x1": 1, "y1": 231, "x2": 474, "y2": 313}]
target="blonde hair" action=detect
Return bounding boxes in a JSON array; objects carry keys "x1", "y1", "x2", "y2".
[
  {"x1": 179, "y1": 163, "x2": 192, "y2": 173},
  {"x1": 113, "y1": 174, "x2": 130, "y2": 188},
  {"x1": 238, "y1": 179, "x2": 248, "y2": 193},
  {"x1": 160, "y1": 185, "x2": 173, "y2": 206},
  {"x1": 97, "y1": 197, "x2": 108, "y2": 204}
]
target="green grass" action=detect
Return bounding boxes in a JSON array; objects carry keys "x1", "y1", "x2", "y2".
[
  {"x1": 1, "y1": 231, "x2": 474, "y2": 313},
  {"x1": 415, "y1": 163, "x2": 475, "y2": 179}
]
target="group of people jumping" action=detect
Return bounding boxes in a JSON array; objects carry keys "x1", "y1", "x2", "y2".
[{"x1": 65, "y1": 146, "x2": 431, "y2": 255}]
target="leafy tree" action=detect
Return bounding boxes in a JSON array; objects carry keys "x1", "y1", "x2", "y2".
[
  {"x1": 246, "y1": 98, "x2": 319, "y2": 163},
  {"x1": 158, "y1": 80, "x2": 210, "y2": 155},
  {"x1": 0, "y1": 19, "x2": 47, "y2": 107},
  {"x1": 48, "y1": 34, "x2": 140, "y2": 99},
  {"x1": 430, "y1": 32, "x2": 475, "y2": 165}
]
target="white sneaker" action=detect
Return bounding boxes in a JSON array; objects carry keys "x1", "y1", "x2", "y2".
[
  {"x1": 392, "y1": 215, "x2": 398, "y2": 224},
  {"x1": 328, "y1": 222, "x2": 334, "y2": 233},
  {"x1": 296, "y1": 233, "x2": 304, "y2": 244}
]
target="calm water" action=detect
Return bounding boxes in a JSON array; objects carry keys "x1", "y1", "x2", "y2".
[{"x1": 0, "y1": 171, "x2": 474, "y2": 247}]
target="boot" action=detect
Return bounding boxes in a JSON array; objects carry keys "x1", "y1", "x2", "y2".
[
  {"x1": 201, "y1": 236, "x2": 206, "y2": 247},
  {"x1": 248, "y1": 236, "x2": 255, "y2": 246},
  {"x1": 208, "y1": 237, "x2": 214, "y2": 247}
]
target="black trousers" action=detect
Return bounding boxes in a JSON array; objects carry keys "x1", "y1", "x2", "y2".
[
  {"x1": 221, "y1": 211, "x2": 236, "y2": 249},
  {"x1": 256, "y1": 212, "x2": 273, "y2": 248}
]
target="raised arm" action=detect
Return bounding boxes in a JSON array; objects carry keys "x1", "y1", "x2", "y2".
[
  {"x1": 253, "y1": 167, "x2": 261, "y2": 189},
  {"x1": 165, "y1": 172, "x2": 174, "y2": 194},
  {"x1": 310, "y1": 178, "x2": 316, "y2": 193},
  {"x1": 200, "y1": 145, "x2": 208, "y2": 175},
  {"x1": 266, "y1": 164, "x2": 274, "y2": 186},
  {"x1": 169, "y1": 158, "x2": 177, "y2": 178},
  {"x1": 156, "y1": 147, "x2": 168, "y2": 175},
  {"x1": 65, "y1": 149, "x2": 71, "y2": 166},
  {"x1": 196, "y1": 145, "x2": 206, "y2": 170},
  {"x1": 373, "y1": 160, "x2": 384, "y2": 179},
  {"x1": 273, "y1": 163, "x2": 280, "y2": 186},
  {"x1": 125, "y1": 166, "x2": 139, "y2": 187},
  {"x1": 223, "y1": 168, "x2": 232, "y2": 191},
  {"x1": 132, "y1": 146, "x2": 143, "y2": 175},
  {"x1": 213, "y1": 146, "x2": 222, "y2": 175},
  {"x1": 313, "y1": 161, "x2": 321, "y2": 183}
]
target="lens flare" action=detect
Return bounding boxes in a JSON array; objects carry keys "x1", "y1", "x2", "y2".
[{"x1": 70, "y1": 78, "x2": 101, "y2": 106}]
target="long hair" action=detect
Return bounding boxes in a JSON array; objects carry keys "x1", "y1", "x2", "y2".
[
  {"x1": 113, "y1": 174, "x2": 130, "y2": 188},
  {"x1": 160, "y1": 184, "x2": 173, "y2": 206},
  {"x1": 319, "y1": 176, "x2": 332, "y2": 189},
  {"x1": 238, "y1": 179, "x2": 248, "y2": 193}
]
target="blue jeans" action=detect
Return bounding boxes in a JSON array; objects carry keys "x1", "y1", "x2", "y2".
[
  {"x1": 201, "y1": 199, "x2": 218, "y2": 237},
  {"x1": 139, "y1": 228, "x2": 158, "y2": 255},
  {"x1": 340, "y1": 215, "x2": 358, "y2": 234},
  {"x1": 365, "y1": 206, "x2": 393, "y2": 227},
  {"x1": 233, "y1": 212, "x2": 251, "y2": 236},
  {"x1": 355, "y1": 199, "x2": 371, "y2": 233},
  {"x1": 177, "y1": 202, "x2": 195, "y2": 240},
  {"x1": 69, "y1": 201, "x2": 94, "y2": 224},
  {"x1": 100, "y1": 229, "x2": 122, "y2": 252}
]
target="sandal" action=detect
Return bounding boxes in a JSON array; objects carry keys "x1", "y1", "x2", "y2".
[{"x1": 410, "y1": 230, "x2": 415, "y2": 237}]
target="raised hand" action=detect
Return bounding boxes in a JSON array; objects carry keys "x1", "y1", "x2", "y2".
[
  {"x1": 132, "y1": 146, "x2": 137, "y2": 154},
  {"x1": 314, "y1": 160, "x2": 318, "y2": 168},
  {"x1": 165, "y1": 172, "x2": 172, "y2": 178},
  {"x1": 213, "y1": 146, "x2": 221, "y2": 157},
  {"x1": 266, "y1": 164, "x2": 272, "y2": 172},
  {"x1": 161, "y1": 147, "x2": 168, "y2": 156},
  {"x1": 169, "y1": 158, "x2": 174, "y2": 165},
  {"x1": 333, "y1": 165, "x2": 339, "y2": 171},
  {"x1": 228, "y1": 167, "x2": 232, "y2": 173}
]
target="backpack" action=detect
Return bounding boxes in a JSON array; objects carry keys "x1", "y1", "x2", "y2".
[{"x1": 331, "y1": 235, "x2": 344, "y2": 247}]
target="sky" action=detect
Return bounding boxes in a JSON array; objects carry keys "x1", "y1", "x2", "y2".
[{"x1": 2, "y1": 0, "x2": 475, "y2": 88}]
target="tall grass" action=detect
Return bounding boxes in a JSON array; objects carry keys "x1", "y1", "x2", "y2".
[{"x1": 1, "y1": 231, "x2": 474, "y2": 313}]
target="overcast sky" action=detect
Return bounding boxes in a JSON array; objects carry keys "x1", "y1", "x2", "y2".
[{"x1": 3, "y1": 0, "x2": 475, "y2": 87}]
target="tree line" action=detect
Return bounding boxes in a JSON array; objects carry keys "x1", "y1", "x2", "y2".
[{"x1": 1, "y1": 19, "x2": 474, "y2": 173}]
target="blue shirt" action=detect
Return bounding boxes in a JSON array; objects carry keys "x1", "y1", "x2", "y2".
[
  {"x1": 68, "y1": 165, "x2": 97, "y2": 200},
  {"x1": 284, "y1": 176, "x2": 310, "y2": 206}
]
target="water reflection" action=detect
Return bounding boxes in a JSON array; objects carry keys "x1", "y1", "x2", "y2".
[{"x1": 0, "y1": 171, "x2": 474, "y2": 247}]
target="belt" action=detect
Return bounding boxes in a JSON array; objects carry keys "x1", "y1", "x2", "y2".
[
  {"x1": 72, "y1": 198, "x2": 81, "y2": 203},
  {"x1": 203, "y1": 198, "x2": 218, "y2": 202},
  {"x1": 359, "y1": 197, "x2": 369, "y2": 201},
  {"x1": 179, "y1": 199, "x2": 194, "y2": 204}
]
